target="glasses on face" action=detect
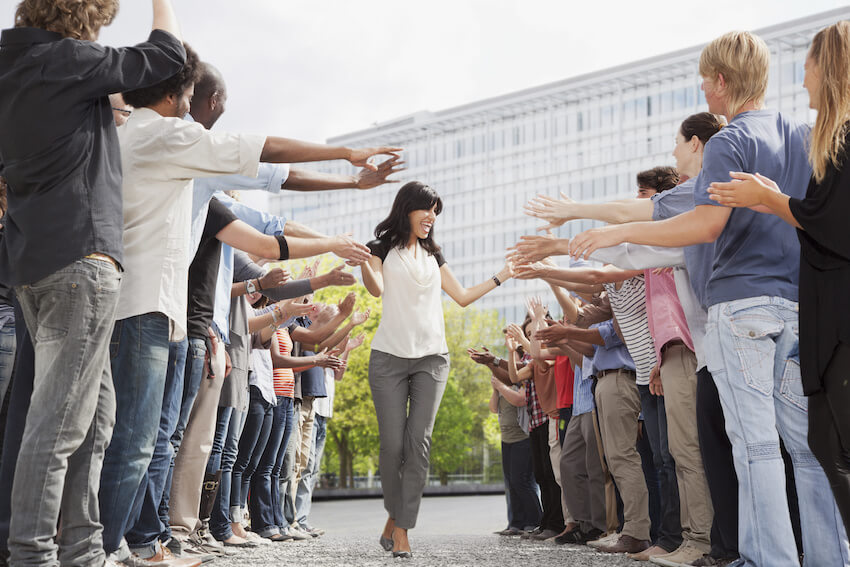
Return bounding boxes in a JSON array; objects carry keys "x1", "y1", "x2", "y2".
[{"x1": 112, "y1": 107, "x2": 132, "y2": 116}]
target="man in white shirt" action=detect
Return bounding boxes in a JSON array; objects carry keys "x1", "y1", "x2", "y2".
[{"x1": 99, "y1": 43, "x2": 400, "y2": 565}]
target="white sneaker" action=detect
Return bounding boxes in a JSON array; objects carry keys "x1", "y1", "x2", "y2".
[
  {"x1": 587, "y1": 532, "x2": 620, "y2": 549},
  {"x1": 283, "y1": 525, "x2": 311, "y2": 541}
]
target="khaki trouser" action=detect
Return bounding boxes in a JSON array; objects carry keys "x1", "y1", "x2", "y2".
[
  {"x1": 169, "y1": 336, "x2": 225, "y2": 534},
  {"x1": 591, "y1": 408, "x2": 619, "y2": 533},
  {"x1": 660, "y1": 344, "x2": 713, "y2": 551},
  {"x1": 291, "y1": 396, "x2": 315, "y2": 508},
  {"x1": 547, "y1": 417, "x2": 573, "y2": 525},
  {"x1": 594, "y1": 369, "x2": 650, "y2": 541}
]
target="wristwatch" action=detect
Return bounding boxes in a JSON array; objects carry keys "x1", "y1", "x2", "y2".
[{"x1": 246, "y1": 279, "x2": 257, "y2": 295}]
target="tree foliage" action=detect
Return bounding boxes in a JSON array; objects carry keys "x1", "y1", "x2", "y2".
[{"x1": 283, "y1": 257, "x2": 507, "y2": 487}]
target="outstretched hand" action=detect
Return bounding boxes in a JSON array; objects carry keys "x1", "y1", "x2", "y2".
[
  {"x1": 507, "y1": 233, "x2": 565, "y2": 265},
  {"x1": 524, "y1": 191, "x2": 576, "y2": 231},
  {"x1": 332, "y1": 233, "x2": 371, "y2": 264},
  {"x1": 348, "y1": 146, "x2": 403, "y2": 171},
  {"x1": 568, "y1": 225, "x2": 626, "y2": 260},
  {"x1": 355, "y1": 156, "x2": 406, "y2": 189}
]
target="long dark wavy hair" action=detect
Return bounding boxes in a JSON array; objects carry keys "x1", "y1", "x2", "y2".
[{"x1": 374, "y1": 181, "x2": 443, "y2": 256}]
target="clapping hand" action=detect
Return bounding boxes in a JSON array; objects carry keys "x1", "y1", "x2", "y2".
[
  {"x1": 526, "y1": 296, "x2": 547, "y2": 321},
  {"x1": 533, "y1": 319, "x2": 571, "y2": 345},
  {"x1": 351, "y1": 309, "x2": 370, "y2": 326},
  {"x1": 467, "y1": 346, "x2": 495, "y2": 365},
  {"x1": 345, "y1": 333, "x2": 366, "y2": 352},
  {"x1": 338, "y1": 292, "x2": 356, "y2": 317}
]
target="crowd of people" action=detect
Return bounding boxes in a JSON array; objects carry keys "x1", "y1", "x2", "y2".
[
  {"x1": 474, "y1": 21, "x2": 850, "y2": 567},
  {"x1": 0, "y1": 1, "x2": 405, "y2": 566},
  {"x1": 1, "y1": 1, "x2": 849, "y2": 567}
]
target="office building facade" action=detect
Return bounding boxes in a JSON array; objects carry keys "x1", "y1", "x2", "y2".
[{"x1": 270, "y1": 9, "x2": 844, "y2": 323}]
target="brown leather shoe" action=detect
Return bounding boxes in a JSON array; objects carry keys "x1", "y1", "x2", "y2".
[{"x1": 596, "y1": 534, "x2": 651, "y2": 554}]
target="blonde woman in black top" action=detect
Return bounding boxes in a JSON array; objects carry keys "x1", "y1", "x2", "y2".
[{"x1": 708, "y1": 21, "x2": 850, "y2": 537}]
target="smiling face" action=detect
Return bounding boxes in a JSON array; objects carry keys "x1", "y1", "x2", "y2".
[
  {"x1": 407, "y1": 205, "x2": 438, "y2": 241},
  {"x1": 671, "y1": 131, "x2": 702, "y2": 178}
]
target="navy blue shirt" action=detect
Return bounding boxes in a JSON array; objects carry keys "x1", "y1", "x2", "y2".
[
  {"x1": 295, "y1": 317, "x2": 327, "y2": 398},
  {"x1": 692, "y1": 110, "x2": 811, "y2": 307},
  {"x1": 0, "y1": 28, "x2": 185, "y2": 286}
]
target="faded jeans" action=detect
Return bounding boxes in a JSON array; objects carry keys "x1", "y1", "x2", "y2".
[
  {"x1": 705, "y1": 296, "x2": 849, "y2": 567},
  {"x1": 0, "y1": 320, "x2": 15, "y2": 408},
  {"x1": 10, "y1": 258, "x2": 121, "y2": 567}
]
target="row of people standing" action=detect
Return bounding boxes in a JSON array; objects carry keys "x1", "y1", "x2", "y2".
[
  {"x1": 0, "y1": 1, "x2": 403, "y2": 566},
  {"x1": 502, "y1": 22, "x2": 850, "y2": 567}
]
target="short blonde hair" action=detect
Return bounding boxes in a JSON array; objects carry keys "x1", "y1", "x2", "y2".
[
  {"x1": 808, "y1": 21, "x2": 850, "y2": 183},
  {"x1": 699, "y1": 31, "x2": 770, "y2": 115},
  {"x1": 15, "y1": 0, "x2": 119, "y2": 41}
]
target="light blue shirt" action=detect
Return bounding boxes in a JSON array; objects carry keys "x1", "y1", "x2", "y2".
[
  {"x1": 572, "y1": 354, "x2": 595, "y2": 416},
  {"x1": 591, "y1": 319, "x2": 635, "y2": 374},
  {"x1": 692, "y1": 109, "x2": 811, "y2": 307},
  {"x1": 212, "y1": 193, "x2": 288, "y2": 341}
]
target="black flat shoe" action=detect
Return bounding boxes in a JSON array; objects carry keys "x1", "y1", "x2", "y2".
[{"x1": 380, "y1": 535, "x2": 394, "y2": 551}]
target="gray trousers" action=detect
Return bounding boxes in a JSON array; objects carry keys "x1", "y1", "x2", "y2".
[
  {"x1": 560, "y1": 411, "x2": 606, "y2": 533},
  {"x1": 11, "y1": 258, "x2": 121, "y2": 567},
  {"x1": 369, "y1": 350, "x2": 449, "y2": 529}
]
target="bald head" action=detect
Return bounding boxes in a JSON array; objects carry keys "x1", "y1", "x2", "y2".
[{"x1": 190, "y1": 62, "x2": 227, "y2": 130}]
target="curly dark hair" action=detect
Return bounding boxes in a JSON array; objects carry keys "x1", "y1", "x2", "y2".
[
  {"x1": 636, "y1": 165, "x2": 679, "y2": 194},
  {"x1": 15, "y1": 0, "x2": 119, "y2": 41},
  {"x1": 123, "y1": 43, "x2": 201, "y2": 109}
]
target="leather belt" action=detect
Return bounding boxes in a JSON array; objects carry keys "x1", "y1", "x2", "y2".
[
  {"x1": 596, "y1": 368, "x2": 636, "y2": 379},
  {"x1": 85, "y1": 252, "x2": 119, "y2": 270}
]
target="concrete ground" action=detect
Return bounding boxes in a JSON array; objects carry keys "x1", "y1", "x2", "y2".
[{"x1": 214, "y1": 494, "x2": 636, "y2": 566}]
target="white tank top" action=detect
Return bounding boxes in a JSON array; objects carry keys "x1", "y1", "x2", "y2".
[{"x1": 371, "y1": 242, "x2": 448, "y2": 358}]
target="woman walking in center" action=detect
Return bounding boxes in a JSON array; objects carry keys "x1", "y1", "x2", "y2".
[{"x1": 360, "y1": 181, "x2": 512, "y2": 558}]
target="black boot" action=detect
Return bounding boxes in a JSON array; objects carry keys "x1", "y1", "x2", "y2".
[{"x1": 199, "y1": 470, "x2": 222, "y2": 523}]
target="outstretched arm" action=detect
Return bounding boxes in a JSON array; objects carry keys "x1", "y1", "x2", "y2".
[
  {"x1": 283, "y1": 157, "x2": 404, "y2": 191},
  {"x1": 440, "y1": 263, "x2": 513, "y2": 308},
  {"x1": 569, "y1": 205, "x2": 729, "y2": 260},
  {"x1": 260, "y1": 139, "x2": 400, "y2": 168},
  {"x1": 526, "y1": 192, "x2": 654, "y2": 229}
]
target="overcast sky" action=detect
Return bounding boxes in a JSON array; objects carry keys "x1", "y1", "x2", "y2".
[{"x1": 18, "y1": 0, "x2": 830, "y2": 143}]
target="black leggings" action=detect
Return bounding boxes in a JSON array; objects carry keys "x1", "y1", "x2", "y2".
[{"x1": 808, "y1": 342, "x2": 850, "y2": 539}]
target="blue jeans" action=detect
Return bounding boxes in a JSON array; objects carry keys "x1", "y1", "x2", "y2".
[
  {"x1": 209, "y1": 408, "x2": 246, "y2": 541},
  {"x1": 706, "y1": 296, "x2": 850, "y2": 567},
  {"x1": 251, "y1": 396, "x2": 296, "y2": 535},
  {"x1": 0, "y1": 301, "x2": 33, "y2": 555},
  {"x1": 296, "y1": 414, "x2": 328, "y2": 526},
  {"x1": 125, "y1": 339, "x2": 188, "y2": 556},
  {"x1": 638, "y1": 384, "x2": 682, "y2": 552},
  {"x1": 99, "y1": 313, "x2": 170, "y2": 554},
  {"x1": 231, "y1": 387, "x2": 273, "y2": 524},
  {"x1": 159, "y1": 338, "x2": 206, "y2": 541},
  {"x1": 11, "y1": 258, "x2": 121, "y2": 567},
  {"x1": 0, "y1": 321, "x2": 15, "y2": 408}
]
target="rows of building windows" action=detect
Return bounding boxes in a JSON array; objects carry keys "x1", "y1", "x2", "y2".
[{"x1": 269, "y1": 18, "x2": 826, "y2": 325}]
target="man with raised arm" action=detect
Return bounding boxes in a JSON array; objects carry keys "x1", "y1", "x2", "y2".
[{"x1": 0, "y1": 2, "x2": 186, "y2": 565}]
